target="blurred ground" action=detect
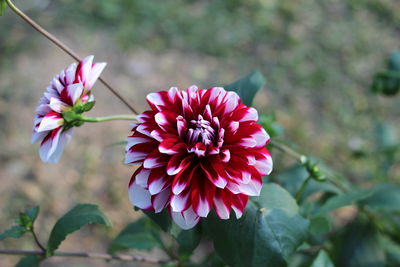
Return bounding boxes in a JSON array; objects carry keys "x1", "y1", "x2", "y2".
[{"x1": 0, "y1": 0, "x2": 399, "y2": 266}]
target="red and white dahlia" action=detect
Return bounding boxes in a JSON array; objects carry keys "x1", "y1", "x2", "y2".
[
  {"x1": 32, "y1": 55, "x2": 106, "y2": 163},
  {"x1": 125, "y1": 86, "x2": 273, "y2": 229}
]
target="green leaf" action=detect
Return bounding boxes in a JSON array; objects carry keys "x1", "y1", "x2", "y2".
[
  {"x1": 204, "y1": 183, "x2": 309, "y2": 266},
  {"x1": 310, "y1": 250, "x2": 334, "y2": 267},
  {"x1": 359, "y1": 183, "x2": 400, "y2": 212},
  {"x1": 172, "y1": 225, "x2": 201, "y2": 257},
  {"x1": 254, "y1": 183, "x2": 298, "y2": 216},
  {"x1": 143, "y1": 209, "x2": 172, "y2": 232},
  {"x1": 314, "y1": 188, "x2": 374, "y2": 216},
  {"x1": 81, "y1": 101, "x2": 96, "y2": 112},
  {"x1": 224, "y1": 70, "x2": 266, "y2": 106},
  {"x1": 0, "y1": 225, "x2": 28, "y2": 240},
  {"x1": 108, "y1": 219, "x2": 159, "y2": 253},
  {"x1": 277, "y1": 164, "x2": 341, "y2": 201},
  {"x1": 387, "y1": 51, "x2": 400, "y2": 72},
  {"x1": 309, "y1": 216, "x2": 331, "y2": 236},
  {"x1": 19, "y1": 206, "x2": 40, "y2": 229},
  {"x1": 15, "y1": 255, "x2": 41, "y2": 267},
  {"x1": 47, "y1": 204, "x2": 112, "y2": 255},
  {"x1": 0, "y1": 0, "x2": 6, "y2": 16},
  {"x1": 334, "y1": 220, "x2": 386, "y2": 267},
  {"x1": 144, "y1": 210, "x2": 201, "y2": 255},
  {"x1": 379, "y1": 235, "x2": 400, "y2": 265}
]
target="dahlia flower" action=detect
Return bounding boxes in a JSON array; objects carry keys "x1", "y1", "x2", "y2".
[
  {"x1": 32, "y1": 55, "x2": 106, "y2": 163},
  {"x1": 125, "y1": 86, "x2": 273, "y2": 229}
]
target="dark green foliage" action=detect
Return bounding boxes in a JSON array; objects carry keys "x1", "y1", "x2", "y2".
[
  {"x1": 371, "y1": 51, "x2": 400, "y2": 96},
  {"x1": 224, "y1": 70, "x2": 266, "y2": 106},
  {"x1": 15, "y1": 255, "x2": 41, "y2": 267},
  {"x1": 204, "y1": 184, "x2": 309, "y2": 266},
  {"x1": 47, "y1": 204, "x2": 111, "y2": 255},
  {"x1": 0, "y1": 225, "x2": 28, "y2": 240},
  {"x1": 333, "y1": 220, "x2": 386, "y2": 267},
  {"x1": 108, "y1": 218, "x2": 159, "y2": 253},
  {"x1": 143, "y1": 210, "x2": 202, "y2": 256},
  {"x1": 0, "y1": 206, "x2": 40, "y2": 240},
  {"x1": 310, "y1": 250, "x2": 334, "y2": 267}
]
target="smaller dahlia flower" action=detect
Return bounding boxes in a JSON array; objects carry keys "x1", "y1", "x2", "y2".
[
  {"x1": 125, "y1": 86, "x2": 272, "y2": 229},
  {"x1": 32, "y1": 55, "x2": 106, "y2": 163}
]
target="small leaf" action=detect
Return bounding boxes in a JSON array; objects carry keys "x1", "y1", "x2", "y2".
[
  {"x1": 81, "y1": 101, "x2": 96, "y2": 112},
  {"x1": 15, "y1": 255, "x2": 41, "y2": 267},
  {"x1": 0, "y1": 225, "x2": 28, "y2": 240},
  {"x1": 108, "y1": 219, "x2": 159, "y2": 253},
  {"x1": 47, "y1": 204, "x2": 112, "y2": 255},
  {"x1": 310, "y1": 250, "x2": 334, "y2": 267},
  {"x1": 19, "y1": 206, "x2": 40, "y2": 229},
  {"x1": 0, "y1": 0, "x2": 6, "y2": 16},
  {"x1": 224, "y1": 70, "x2": 266, "y2": 106}
]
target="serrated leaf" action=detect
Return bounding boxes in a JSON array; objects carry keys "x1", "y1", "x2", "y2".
[
  {"x1": 224, "y1": 70, "x2": 266, "y2": 106},
  {"x1": 0, "y1": 0, "x2": 6, "y2": 16},
  {"x1": 108, "y1": 219, "x2": 159, "y2": 253},
  {"x1": 310, "y1": 250, "x2": 334, "y2": 267},
  {"x1": 47, "y1": 204, "x2": 111, "y2": 255},
  {"x1": 0, "y1": 225, "x2": 28, "y2": 240},
  {"x1": 204, "y1": 183, "x2": 309, "y2": 266},
  {"x1": 15, "y1": 255, "x2": 41, "y2": 267}
]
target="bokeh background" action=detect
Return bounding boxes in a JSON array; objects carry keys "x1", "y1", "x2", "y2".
[{"x1": 1, "y1": 0, "x2": 399, "y2": 266}]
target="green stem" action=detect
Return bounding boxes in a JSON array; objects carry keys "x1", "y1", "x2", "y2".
[
  {"x1": 295, "y1": 176, "x2": 312, "y2": 202},
  {"x1": 5, "y1": 0, "x2": 138, "y2": 114},
  {"x1": 81, "y1": 115, "x2": 136, "y2": 123},
  {"x1": 269, "y1": 140, "x2": 307, "y2": 163}
]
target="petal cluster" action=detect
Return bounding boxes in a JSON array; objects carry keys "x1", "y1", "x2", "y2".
[
  {"x1": 32, "y1": 56, "x2": 106, "y2": 163},
  {"x1": 126, "y1": 86, "x2": 272, "y2": 229}
]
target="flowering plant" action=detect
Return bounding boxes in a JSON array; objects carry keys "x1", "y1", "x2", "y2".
[{"x1": 1, "y1": 1, "x2": 400, "y2": 267}]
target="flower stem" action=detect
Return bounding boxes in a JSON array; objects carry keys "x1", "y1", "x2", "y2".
[
  {"x1": 0, "y1": 249, "x2": 173, "y2": 264},
  {"x1": 269, "y1": 140, "x2": 306, "y2": 163},
  {"x1": 295, "y1": 176, "x2": 312, "y2": 202},
  {"x1": 30, "y1": 228, "x2": 46, "y2": 252},
  {"x1": 5, "y1": 0, "x2": 138, "y2": 115},
  {"x1": 81, "y1": 115, "x2": 136, "y2": 123}
]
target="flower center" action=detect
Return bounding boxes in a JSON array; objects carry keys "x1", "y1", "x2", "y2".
[{"x1": 187, "y1": 115, "x2": 216, "y2": 146}]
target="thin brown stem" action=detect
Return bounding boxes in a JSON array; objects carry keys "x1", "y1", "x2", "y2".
[
  {"x1": 30, "y1": 228, "x2": 45, "y2": 252},
  {"x1": 5, "y1": 0, "x2": 138, "y2": 114},
  {"x1": 0, "y1": 249, "x2": 173, "y2": 264}
]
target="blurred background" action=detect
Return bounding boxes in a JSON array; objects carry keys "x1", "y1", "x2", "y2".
[{"x1": 0, "y1": 0, "x2": 399, "y2": 266}]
